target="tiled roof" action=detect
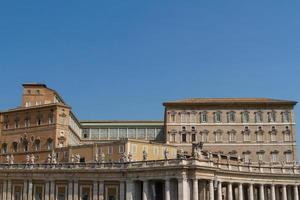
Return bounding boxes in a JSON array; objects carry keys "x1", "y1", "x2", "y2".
[{"x1": 163, "y1": 98, "x2": 297, "y2": 106}]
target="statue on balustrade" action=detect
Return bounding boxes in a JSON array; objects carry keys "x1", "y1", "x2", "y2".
[
  {"x1": 9, "y1": 154, "x2": 14, "y2": 164},
  {"x1": 99, "y1": 152, "x2": 105, "y2": 163},
  {"x1": 30, "y1": 154, "x2": 35, "y2": 164},
  {"x1": 26, "y1": 154, "x2": 30, "y2": 164},
  {"x1": 142, "y1": 150, "x2": 148, "y2": 161},
  {"x1": 164, "y1": 148, "x2": 169, "y2": 160},
  {"x1": 178, "y1": 149, "x2": 185, "y2": 159},
  {"x1": 120, "y1": 153, "x2": 127, "y2": 163},
  {"x1": 128, "y1": 152, "x2": 133, "y2": 162},
  {"x1": 192, "y1": 142, "x2": 203, "y2": 159},
  {"x1": 74, "y1": 153, "x2": 80, "y2": 163}
]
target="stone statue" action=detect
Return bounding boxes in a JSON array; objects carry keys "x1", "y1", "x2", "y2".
[
  {"x1": 71, "y1": 154, "x2": 75, "y2": 163},
  {"x1": 26, "y1": 154, "x2": 30, "y2": 164},
  {"x1": 6, "y1": 155, "x2": 10, "y2": 164},
  {"x1": 178, "y1": 149, "x2": 185, "y2": 159},
  {"x1": 30, "y1": 154, "x2": 35, "y2": 164},
  {"x1": 10, "y1": 154, "x2": 14, "y2": 164},
  {"x1": 128, "y1": 152, "x2": 133, "y2": 162},
  {"x1": 120, "y1": 152, "x2": 127, "y2": 163},
  {"x1": 47, "y1": 154, "x2": 52, "y2": 163},
  {"x1": 99, "y1": 152, "x2": 105, "y2": 163},
  {"x1": 164, "y1": 148, "x2": 169, "y2": 160},
  {"x1": 142, "y1": 150, "x2": 148, "y2": 161}
]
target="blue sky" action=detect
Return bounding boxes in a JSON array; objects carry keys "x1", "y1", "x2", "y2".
[{"x1": 0, "y1": 1, "x2": 300, "y2": 124}]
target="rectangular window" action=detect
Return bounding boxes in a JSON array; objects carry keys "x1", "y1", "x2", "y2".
[
  {"x1": 170, "y1": 114, "x2": 176, "y2": 122},
  {"x1": 137, "y1": 129, "x2": 146, "y2": 139},
  {"x1": 244, "y1": 154, "x2": 250, "y2": 163},
  {"x1": 171, "y1": 134, "x2": 176, "y2": 142},
  {"x1": 119, "y1": 128, "x2": 127, "y2": 139},
  {"x1": 147, "y1": 129, "x2": 155, "y2": 140},
  {"x1": 108, "y1": 146, "x2": 113, "y2": 155},
  {"x1": 244, "y1": 133, "x2": 250, "y2": 142},
  {"x1": 270, "y1": 134, "x2": 276, "y2": 142},
  {"x1": 285, "y1": 153, "x2": 292, "y2": 162},
  {"x1": 82, "y1": 129, "x2": 90, "y2": 139},
  {"x1": 255, "y1": 112, "x2": 263, "y2": 123},
  {"x1": 109, "y1": 129, "x2": 118, "y2": 139},
  {"x1": 128, "y1": 129, "x2": 136, "y2": 139},
  {"x1": 271, "y1": 153, "x2": 278, "y2": 162},
  {"x1": 190, "y1": 113, "x2": 196, "y2": 123},
  {"x1": 119, "y1": 145, "x2": 124, "y2": 153},
  {"x1": 100, "y1": 129, "x2": 108, "y2": 139},
  {"x1": 214, "y1": 112, "x2": 222, "y2": 123},
  {"x1": 191, "y1": 133, "x2": 196, "y2": 142},
  {"x1": 200, "y1": 112, "x2": 208, "y2": 123},
  {"x1": 90, "y1": 129, "x2": 99, "y2": 139},
  {"x1": 257, "y1": 154, "x2": 264, "y2": 162},
  {"x1": 181, "y1": 134, "x2": 187, "y2": 143}
]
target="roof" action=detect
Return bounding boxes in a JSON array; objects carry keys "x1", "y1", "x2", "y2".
[
  {"x1": 80, "y1": 120, "x2": 164, "y2": 127},
  {"x1": 80, "y1": 120, "x2": 163, "y2": 123},
  {"x1": 163, "y1": 98, "x2": 297, "y2": 106}
]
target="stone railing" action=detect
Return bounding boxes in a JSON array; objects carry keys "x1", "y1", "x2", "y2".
[{"x1": 0, "y1": 158, "x2": 299, "y2": 175}]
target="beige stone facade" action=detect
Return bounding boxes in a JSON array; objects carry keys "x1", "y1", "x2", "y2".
[
  {"x1": 164, "y1": 98, "x2": 297, "y2": 164},
  {"x1": 0, "y1": 84, "x2": 299, "y2": 200}
]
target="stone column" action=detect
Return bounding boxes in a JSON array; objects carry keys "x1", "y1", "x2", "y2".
[
  {"x1": 98, "y1": 181, "x2": 104, "y2": 200},
  {"x1": 259, "y1": 184, "x2": 264, "y2": 200},
  {"x1": 228, "y1": 183, "x2": 233, "y2": 200},
  {"x1": 119, "y1": 181, "x2": 125, "y2": 200},
  {"x1": 22, "y1": 180, "x2": 27, "y2": 200},
  {"x1": 7, "y1": 180, "x2": 11, "y2": 200},
  {"x1": 50, "y1": 180, "x2": 55, "y2": 200},
  {"x1": 73, "y1": 181, "x2": 78, "y2": 200},
  {"x1": 126, "y1": 180, "x2": 134, "y2": 200},
  {"x1": 209, "y1": 180, "x2": 214, "y2": 200},
  {"x1": 192, "y1": 179, "x2": 198, "y2": 200},
  {"x1": 282, "y1": 185, "x2": 287, "y2": 200},
  {"x1": 93, "y1": 181, "x2": 98, "y2": 200},
  {"x1": 287, "y1": 186, "x2": 292, "y2": 200},
  {"x1": 275, "y1": 186, "x2": 280, "y2": 200},
  {"x1": 271, "y1": 185, "x2": 275, "y2": 200},
  {"x1": 28, "y1": 180, "x2": 33, "y2": 200},
  {"x1": 165, "y1": 179, "x2": 171, "y2": 200},
  {"x1": 249, "y1": 184, "x2": 254, "y2": 200},
  {"x1": 68, "y1": 181, "x2": 73, "y2": 200},
  {"x1": 142, "y1": 180, "x2": 149, "y2": 200},
  {"x1": 45, "y1": 181, "x2": 50, "y2": 200},
  {"x1": 217, "y1": 181, "x2": 222, "y2": 200},
  {"x1": 238, "y1": 183, "x2": 243, "y2": 200},
  {"x1": 178, "y1": 178, "x2": 188, "y2": 200},
  {"x1": 3, "y1": 180, "x2": 7, "y2": 200},
  {"x1": 294, "y1": 185, "x2": 299, "y2": 200}
]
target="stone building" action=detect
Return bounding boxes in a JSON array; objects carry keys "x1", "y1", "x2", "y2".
[{"x1": 0, "y1": 84, "x2": 299, "y2": 200}]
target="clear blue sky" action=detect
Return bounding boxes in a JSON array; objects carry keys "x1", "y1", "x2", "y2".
[{"x1": 0, "y1": 1, "x2": 299, "y2": 124}]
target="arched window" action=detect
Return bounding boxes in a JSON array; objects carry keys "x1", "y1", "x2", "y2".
[
  {"x1": 200, "y1": 130, "x2": 209, "y2": 142},
  {"x1": 48, "y1": 110, "x2": 54, "y2": 124},
  {"x1": 2, "y1": 143, "x2": 8, "y2": 154},
  {"x1": 200, "y1": 111, "x2": 208, "y2": 123},
  {"x1": 214, "y1": 129, "x2": 222, "y2": 142},
  {"x1": 47, "y1": 138, "x2": 53, "y2": 150},
  {"x1": 255, "y1": 111, "x2": 263, "y2": 123},
  {"x1": 23, "y1": 141, "x2": 28, "y2": 152},
  {"x1": 228, "y1": 129, "x2": 236, "y2": 142},
  {"x1": 281, "y1": 111, "x2": 290, "y2": 123},
  {"x1": 241, "y1": 111, "x2": 249, "y2": 123},
  {"x1": 227, "y1": 111, "x2": 235, "y2": 123},
  {"x1": 12, "y1": 142, "x2": 18, "y2": 153},
  {"x1": 34, "y1": 139, "x2": 41, "y2": 151},
  {"x1": 268, "y1": 111, "x2": 276, "y2": 123},
  {"x1": 214, "y1": 111, "x2": 222, "y2": 123}
]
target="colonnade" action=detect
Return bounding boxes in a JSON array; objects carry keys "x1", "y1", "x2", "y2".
[{"x1": 1, "y1": 178, "x2": 300, "y2": 200}]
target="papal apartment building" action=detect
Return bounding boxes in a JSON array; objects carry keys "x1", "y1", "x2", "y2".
[{"x1": 0, "y1": 84, "x2": 299, "y2": 200}]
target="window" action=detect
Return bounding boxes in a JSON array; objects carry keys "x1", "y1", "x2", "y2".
[
  {"x1": 283, "y1": 126, "x2": 291, "y2": 142},
  {"x1": 268, "y1": 111, "x2": 276, "y2": 123},
  {"x1": 181, "y1": 133, "x2": 187, "y2": 143},
  {"x1": 171, "y1": 134, "x2": 176, "y2": 142},
  {"x1": 241, "y1": 111, "x2": 249, "y2": 123},
  {"x1": 119, "y1": 145, "x2": 124, "y2": 153},
  {"x1": 180, "y1": 112, "x2": 188, "y2": 123},
  {"x1": 108, "y1": 146, "x2": 113, "y2": 155},
  {"x1": 282, "y1": 111, "x2": 290, "y2": 123},
  {"x1": 244, "y1": 153, "x2": 250, "y2": 163},
  {"x1": 215, "y1": 130, "x2": 222, "y2": 142},
  {"x1": 243, "y1": 127, "x2": 251, "y2": 142},
  {"x1": 127, "y1": 128, "x2": 136, "y2": 139},
  {"x1": 137, "y1": 129, "x2": 146, "y2": 139},
  {"x1": 47, "y1": 139, "x2": 53, "y2": 150},
  {"x1": 170, "y1": 112, "x2": 176, "y2": 122},
  {"x1": 25, "y1": 102, "x2": 31, "y2": 107},
  {"x1": 214, "y1": 111, "x2": 222, "y2": 123},
  {"x1": 82, "y1": 129, "x2": 90, "y2": 139},
  {"x1": 48, "y1": 112, "x2": 54, "y2": 124},
  {"x1": 12, "y1": 142, "x2": 18, "y2": 152},
  {"x1": 255, "y1": 111, "x2": 263, "y2": 123},
  {"x1": 271, "y1": 152, "x2": 278, "y2": 163},
  {"x1": 34, "y1": 140, "x2": 41, "y2": 151},
  {"x1": 23, "y1": 143, "x2": 28, "y2": 152},
  {"x1": 91, "y1": 129, "x2": 99, "y2": 139},
  {"x1": 257, "y1": 152, "x2": 264, "y2": 162},
  {"x1": 191, "y1": 133, "x2": 196, "y2": 142},
  {"x1": 15, "y1": 118, "x2": 19, "y2": 128},
  {"x1": 285, "y1": 152, "x2": 292, "y2": 162},
  {"x1": 227, "y1": 111, "x2": 235, "y2": 123},
  {"x1": 200, "y1": 111, "x2": 208, "y2": 123},
  {"x1": 119, "y1": 128, "x2": 127, "y2": 139},
  {"x1": 200, "y1": 130, "x2": 209, "y2": 142},
  {"x1": 228, "y1": 130, "x2": 236, "y2": 142},
  {"x1": 270, "y1": 127, "x2": 277, "y2": 142},
  {"x1": 256, "y1": 132, "x2": 263, "y2": 142},
  {"x1": 25, "y1": 117, "x2": 30, "y2": 127},
  {"x1": 2, "y1": 143, "x2": 8, "y2": 154}
]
